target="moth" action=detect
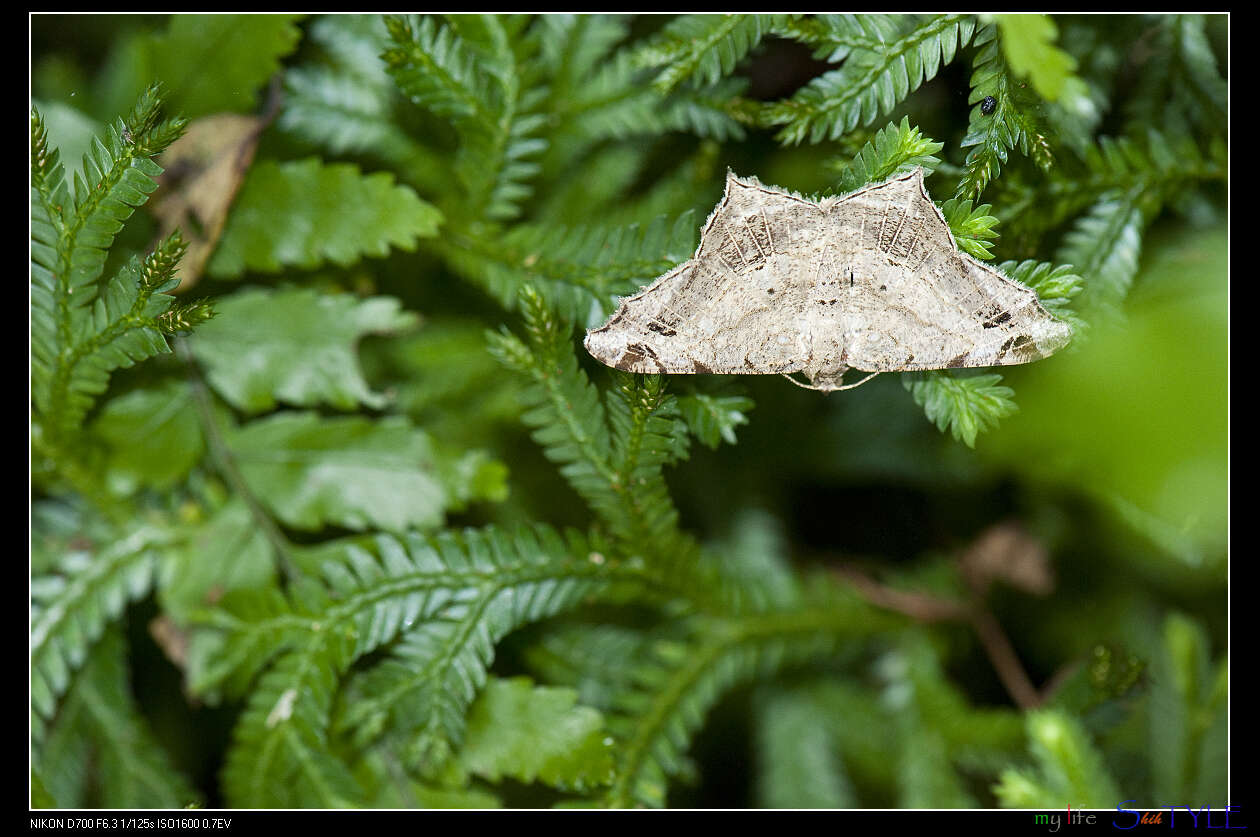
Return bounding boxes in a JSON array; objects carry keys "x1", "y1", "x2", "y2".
[{"x1": 584, "y1": 168, "x2": 1071, "y2": 392}]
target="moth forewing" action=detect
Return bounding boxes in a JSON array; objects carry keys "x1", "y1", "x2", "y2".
[{"x1": 585, "y1": 168, "x2": 1071, "y2": 391}]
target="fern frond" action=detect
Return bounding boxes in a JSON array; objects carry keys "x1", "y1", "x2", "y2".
[
  {"x1": 878, "y1": 633, "x2": 1025, "y2": 782},
  {"x1": 383, "y1": 14, "x2": 547, "y2": 221},
  {"x1": 488, "y1": 289, "x2": 689, "y2": 557},
  {"x1": 830, "y1": 116, "x2": 943, "y2": 193},
  {"x1": 996, "y1": 259, "x2": 1084, "y2": 334},
  {"x1": 992, "y1": 13, "x2": 1082, "y2": 102},
  {"x1": 222, "y1": 637, "x2": 366, "y2": 808},
  {"x1": 776, "y1": 14, "x2": 905, "y2": 62},
  {"x1": 279, "y1": 67, "x2": 452, "y2": 191},
  {"x1": 903, "y1": 372, "x2": 1018, "y2": 448},
  {"x1": 30, "y1": 525, "x2": 171, "y2": 743},
  {"x1": 602, "y1": 603, "x2": 894, "y2": 807},
  {"x1": 207, "y1": 158, "x2": 443, "y2": 278},
  {"x1": 675, "y1": 393, "x2": 754, "y2": 450},
  {"x1": 31, "y1": 106, "x2": 66, "y2": 194},
  {"x1": 458, "y1": 676, "x2": 615, "y2": 792},
  {"x1": 994, "y1": 710, "x2": 1122, "y2": 808},
  {"x1": 547, "y1": 50, "x2": 748, "y2": 165},
  {"x1": 1057, "y1": 192, "x2": 1145, "y2": 316},
  {"x1": 31, "y1": 87, "x2": 191, "y2": 447},
  {"x1": 1125, "y1": 14, "x2": 1226, "y2": 138},
  {"x1": 330, "y1": 526, "x2": 615, "y2": 776},
  {"x1": 940, "y1": 197, "x2": 1000, "y2": 260},
  {"x1": 190, "y1": 287, "x2": 417, "y2": 413},
  {"x1": 762, "y1": 14, "x2": 975, "y2": 145},
  {"x1": 754, "y1": 686, "x2": 854, "y2": 808},
  {"x1": 520, "y1": 622, "x2": 654, "y2": 710},
  {"x1": 36, "y1": 627, "x2": 201, "y2": 808},
  {"x1": 991, "y1": 129, "x2": 1223, "y2": 256},
  {"x1": 635, "y1": 14, "x2": 789, "y2": 93},
  {"x1": 956, "y1": 24, "x2": 1054, "y2": 200},
  {"x1": 1047, "y1": 130, "x2": 1225, "y2": 314},
  {"x1": 453, "y1": 210, "x2": 696, "y2": 323},
  {"x1": 536, "y1": 14, "x2": 632, "y2": 94},
  {"x1": 605, "y1": 371, "x2": 690, "y2": 547},
  {"x1": 195, "y1": 525, "x2": 618, "y2": 804},
  {"x1": 35, "y1": 242, "x2": 191, "y2": 438}
]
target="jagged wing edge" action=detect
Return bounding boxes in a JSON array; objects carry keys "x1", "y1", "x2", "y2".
[{"x1": 588, "y1": 171, "x2": 816, "y2": 332}]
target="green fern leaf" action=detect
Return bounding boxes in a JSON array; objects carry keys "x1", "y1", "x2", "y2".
[
  {"x1": 278, "y1": 16, "x2": 456, "y2": 195},
  {"x1": 280, "y1": 66, "x2": 431, "y2": 161},
  {"x1": 222, "y1": 639, "x2": 367, "y2": 808},
  {"x1": 520, "y1": 623, "x2": 653, "y2": 710},
  {"x1": 1056, "y1": 192, "x2": 1144, "y2": 315},
  {"x1": 940, "y1": 197, "x2": 1000, "y2": 260},
  {"x1": 457, "y1": 676, "x2": 615, "y2": 792},
  {"x1": 90, "y1": 379, "x2": 204, "y2": 493},
  {"x1": 330, "y1": 527, "x2": 618, "y2": 775},
  {"x1": 830, "y1": 116, "x2": 943, "y2": 193},
  {"x1": 903, "y1": 372, "x2": 1018, "y2": 448},
  {"x1": 383, "y1": 14, "x2": 548, "y2": 221},
  {"x1": 225, "y1": 412, "x2": 506, "y2": 533},
  {"x1": 36, "y1": 249, "x2": 183, "y2": 435},
  {"x1": 603, "y1": 603, "x2": 894, "y2": 807},
  {"x1": 881, "y1": 634, "x2": 1024, "y2": 800},
  {"x1": 675, "y1": 393, "x2": 753, "y2": 449},
  {"x1": 196, "y1": 524, "x2": 617, "y2": 801},
  {"x1": 159, "y1": 500, "x2": 277, "y2": 623},
  {"x1": 488, "y1": 289, "x2": 690, "y2": 555},
  {"x1": 776, "y1": 14, "x2": 904, "y2": 62},
  {"x1": 1042, "y1": 131, "x2": 1223, "y2": 315},
  {"x1": 31, "y1": 88, "x2": 190, "y2": 441},
  {"x1": 31, "y1": 524, "x2": 171, "y2": 742},
  {"x1": 206, "y1": 158, "x2": 443, "y2": 278},
  {"x1": 1126, "y1": 15, "x2": 1226, "y2": 137},
  {"x1": 994, "y1": 710, "x2": 1122, "y2": 808},
  {"x1": 190, "y1": 287, "x2": 418, "y2": 413},
  {"x1": 636, "y1": 14, "x2": 789, "y2": 93},
  {"x1": 957, "y1": 24, "x2": 1055, "y2": 200},
  {"x1": 763, "y1": 14, "x2": 975, "y2": 144},
  {"x1": 1149, "y1": 613, "x2": 1228, "y2": 801},
  {"x1": 36, "y1": 627, "x2": 201, "y2": 808},
  {"x1": 991, "y1": 14, "x2": 1081, "y2": 102},
  {"x1": 754, "y1": 686, "x2": 855, "y2": 808},
  {"x1": 450, "y1": 210, "x2": 696, "y2": 323},
  {"x1": 996, "y1": 259, "x2": 1084, "y2": 334},
  {"x1": 144, "y1": 14, "x2": 304, "y2": 120}
]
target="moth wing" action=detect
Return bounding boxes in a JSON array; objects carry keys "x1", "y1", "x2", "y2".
[
  {"x1": 584, "y1": 174, "x2": 830, "y2": 375},
  {"x1": 826, "y1": 170, "x2": 1071, "y2": 371}
]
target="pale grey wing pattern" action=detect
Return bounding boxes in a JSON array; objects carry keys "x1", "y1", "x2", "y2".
[
  {"x1": 584, "y1": 168, "x2": 1072, "y2": 378},
  {"x1": 582, "y1": 261, "x2": 704, "y2": 373},
  {"x1": 826, "y1": 170, "x2": 1072, "y2": 372},
  {"x1": 585, "y1": 174, "x2": 833, "y2": 376}
]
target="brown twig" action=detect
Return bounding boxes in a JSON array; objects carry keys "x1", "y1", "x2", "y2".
[
  {"x1": 966, "y1": 606, "x2": 1043, "y2": 709},
  {"x1": 832, "y1": 564, "x2": 1044, "y2": 710},
  {"x1": 832, "y1": 566, "x2": 969, "y2": 622}
]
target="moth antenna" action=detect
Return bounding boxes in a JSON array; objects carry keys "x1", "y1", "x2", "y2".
[
  {"x1": 781, "y1": 372, "x2": 820, "y2": 391},
  {"x1": 781, "y1": 370, "x2": 882, "y2": 393},
  {"x1": 830, "y1": 370, "x2": 881, "y2": 391}
]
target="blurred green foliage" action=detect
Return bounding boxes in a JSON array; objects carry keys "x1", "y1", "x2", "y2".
[{"x1": 30, "y1": 13, "x2": 1226, "y2": 809}]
